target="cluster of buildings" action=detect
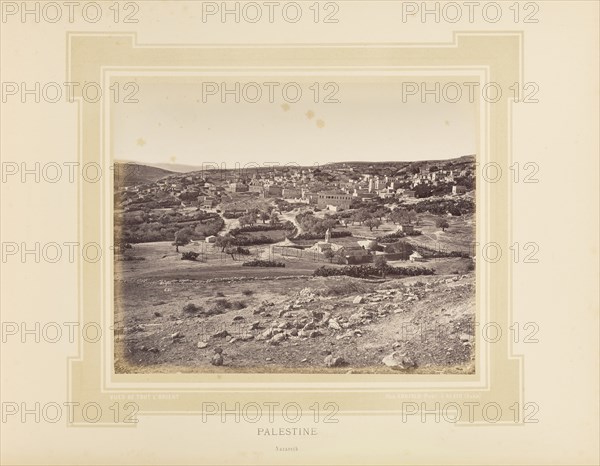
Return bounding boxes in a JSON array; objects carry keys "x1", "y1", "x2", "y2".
[
  {"x1": 118, "y1": 162, "x2": 474, "y2": 212},
  {"x1": 289, "y1": 230, "x2": 425, "y2": 265}
]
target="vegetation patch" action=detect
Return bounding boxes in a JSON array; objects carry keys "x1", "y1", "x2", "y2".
[
  {"x1": 313, "y1": 265, "x2": 434, "y2": 279},
  {"x1": 242, "y1": 260, "x2": 286, "y2": 268}
]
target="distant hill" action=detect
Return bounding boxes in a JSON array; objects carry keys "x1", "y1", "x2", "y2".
[
  {"x1": 114, "y1": 155, "x2": 475, "y2": 187},
  {"x1": 323, "y1": 155, "x2": 475, "y2": 176},
  {"x1": 141, "y1": 162, "x2": 205, "y2": 173},
  {"x1": 114, "y1": 162, "x2": 175, "y2": 188}
]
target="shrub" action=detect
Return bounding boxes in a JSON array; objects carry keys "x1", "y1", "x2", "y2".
[
  {"x1": 411, "y1": 198, "x2": 475, "y2": 216},
  {"x1": 183, "y1": 303, "x2": 200, "y2": 314},
  {"x1": 242, "y1": 289, "x2": 254, "y2": 296},
  {"x1": 376, "y1": 230, "x2": 422, "y2": 243},
  {"x1": 231, "y1": 300, "x2": 247, "y2": 310},
  {"x1": 214, "y1": 298, "x2": 232, "y2": 310},
  {"x1": 295, "y1": 230, "x2": 352, "y2": 240},
  {"x1": 204, "y1": 307, "x2": 225, "y2": 316},
  {"x1": 415, "y1": 244, "x2": 471, "y2": 259},
  {"x1": 376, "y1": 231, "x2": 406, "y2": 242},
  {"x1": 242, "y1": 259, "x2": 285, "y2": 268},
  {"x1": 313, "y1": 265, "x2": 434, "y2": 279},
  {"x1": 233, "y1": 235, "x2": 279, "y2": 246},
  {"x1": 229, "y1": 222, "x2": 294, "y2": 235},
  {"x1": 181, "y1": 251, "x2": 200, "y2": 261},
  {"x1": 215, "y1": 292, "x2": 225, "y2": 297}
]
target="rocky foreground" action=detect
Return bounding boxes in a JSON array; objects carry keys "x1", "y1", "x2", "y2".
[{"x1": 115, "y1": 273, "x2": 475, "y2": 374}]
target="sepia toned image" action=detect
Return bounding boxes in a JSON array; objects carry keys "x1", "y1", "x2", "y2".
[
  {"x1": 113, "y1": 77, "x2": 477, "y2": 373},
  {"x1": 2, "y1": 0, "x2": 598, "y2": 463}
]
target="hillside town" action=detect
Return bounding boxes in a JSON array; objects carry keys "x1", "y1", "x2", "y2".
[{"x1": 117, "y1": 157, "x2": 475, "y2": 214}]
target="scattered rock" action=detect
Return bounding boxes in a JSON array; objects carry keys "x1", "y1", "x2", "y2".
[
  {"x1": 211, "y1": 353, "x2": 224, "y2": 366},
  {"x1": 233, "y1": 315, "x2": 245, "y2": 322},
  {"x1": 303, "y1": 322, "x2": 316, "y2": 331},
  {"x1": 171, "y1": 332, "x2": 183, "y2": 339},
  {"x1": 349, "y1": 313, "x2": 362, "y2": 324},
  {"x1": 269, "y1": 333, "x2": 286, "y2": 345},
  {"x1": 353, "y1": 296, "x2": 364, "y2": 304},
  {"x1": 250, "y1": 321, "x2": 261, "y2": 330},
  {"x1": 197, "y1": 341, "x2": 209, "y2": 349},
  {"x1": 382, "y1": 352, "x2": 417, "y2": 370},
  {"x1": 212, "y1": 330, "x2": 230, "y2": 339},
  {"x1": 324, "y1": 355, "x2": 345, "y2": 367},
  {"x1": 309, "y1": 330, "x2": 322, "y2": 338},
  {"x1": 148, "y1": 347, "x2": 159, "y2": 353},
  {"x1": 328, "y1": 319, "x2": 342, "y2": 331},
  {"x1": 153, "y1": 311, "x2": 162, "y2": 317},
  {"x1": 336, "y1": 331, "x2": 353, "y2": 340}
]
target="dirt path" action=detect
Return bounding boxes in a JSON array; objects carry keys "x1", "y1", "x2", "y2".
[{"x1": 279, "y1": 209, "x2": 304, "y2": 238}]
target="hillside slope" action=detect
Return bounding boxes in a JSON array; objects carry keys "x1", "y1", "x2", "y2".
[{"x1": 114, "y1": 162, "x2": 175, "y2": 187}]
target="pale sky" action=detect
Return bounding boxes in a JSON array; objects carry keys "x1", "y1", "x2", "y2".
[{"x1": 112, "y1": 76, "x2": 477, "y2": 168}]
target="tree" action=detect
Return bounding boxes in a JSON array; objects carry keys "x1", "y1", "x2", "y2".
[
  {"x1": 352, "y1": 208, "x2": 371, "y2": 225},
  {"x1": 238, "y1": 215, "x2": 251, "y2": 227},
  {"x1": 323, "y1": 249, "x2": 336, "y2": 263},
  {"x1": 224, "y1": 246, "x2": 237, "y2": 261},
  {"x1": 365, "y1": 218, "x2": 382, "y2": 231},
  {"x1": 269, "y1": 211, "x2": 279, "y2": 225},
  {"x1": 373, "y1": 255, "x2": 388, "y2": 278},
  {"x1": 373, "y1": 207, "x2": 389, "y2": 220},
  {"x1": 259, "y1": 211, "x2": 270, "y2": 224},
  {"x1": 435, "y1": 217, "x2": 449, "y2": 232},
  {"x1": 322, "y1": 217, "x2": 337, "y2": 232},
  {"x1": 246, "y1": 211, "x2": 257, "y2": 225},
  {"x1": 215, "y1": 234, "x2": 234, "y2": 252},
  {"x1": 172, "y1": 228, "x2": 192, "y2": 252},
  {"x1": 390, "y1": 208, "x2": 408, "y2": 225}
]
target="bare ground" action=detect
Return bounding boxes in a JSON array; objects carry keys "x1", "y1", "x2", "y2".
[{"x1": 114, "y1": 270, "x2": 475, "y2": 374}]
